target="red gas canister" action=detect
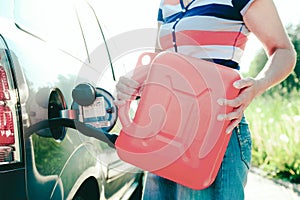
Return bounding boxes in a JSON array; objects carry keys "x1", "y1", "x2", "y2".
[{"x1": 116, "y1": 52, "x2": 241, "y2": 189}]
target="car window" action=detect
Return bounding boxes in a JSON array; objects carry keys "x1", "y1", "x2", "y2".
[
  {"x1": 75, "y1": 0, "x2": 104, "y2": 63},
  {"x1": 13, "y1": 0, "x2": 87, "y2": 61},
  {"x1": 75, "y1": 0, "x2": 116, "y2": 92}
]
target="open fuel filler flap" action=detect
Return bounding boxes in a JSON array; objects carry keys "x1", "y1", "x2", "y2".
[{"x1": 116, "y1": 52, "x2": 241, "y2": 190}]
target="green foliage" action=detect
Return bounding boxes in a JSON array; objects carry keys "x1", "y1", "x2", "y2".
[
  {"x1": 245, "y1": 90, "x2": 300, "y2": 183},
  {"x1": 244, "y1": 24, "x2": 300, "y2": 183},
  {"x1": 288, "y1": 24, "x2": 300, "y2": 88},
  {"x1": 246, "y1": 23, "x2": 300, "y2": 91},
  {"x1": 246, "y1": 49, "x2": 267, "y2": 78}
]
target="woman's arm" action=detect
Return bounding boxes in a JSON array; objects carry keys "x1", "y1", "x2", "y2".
[
  {"x1": 218, "y1": 0, "x2": 297, "y2": 133},
  {"x1": 155, "y1": 22, "x2": 163, "y2": 52}
]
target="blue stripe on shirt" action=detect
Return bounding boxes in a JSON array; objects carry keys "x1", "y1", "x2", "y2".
[
  {"x1": 232, "y1": 0, "x2": 251, "y2": 13},
  {"x1": 163, "y1": 4, "x2": 242, "y2": 24},
  {"x1": 158, "y1": 8, "x2": 163, "y2": 22},
  {"x1": 210, "y1": 59, "x2": 240, "y2": 70}
]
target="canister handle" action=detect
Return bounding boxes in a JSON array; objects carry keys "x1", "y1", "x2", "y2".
[{"x1": 118, "y1": 52, "x2": 165, "y2": 138}]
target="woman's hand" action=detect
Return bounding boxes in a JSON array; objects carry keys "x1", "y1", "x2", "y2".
[
  {"x1": 217, "y1": 0, "x2": 297, "y2": 134},
  {"x1": 115, "y1": 76, "x2": 140, "y2": 106},
  {"x1": 217, "y1": 77, "x2": 259, "y2": 134},
  {"x1": 115, "y1": 63, "x2": 151, "y2": 106}
]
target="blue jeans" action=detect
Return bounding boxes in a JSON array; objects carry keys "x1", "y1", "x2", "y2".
[{"x1": 142, "y1": 117, "x2": 252, "y2": 200}]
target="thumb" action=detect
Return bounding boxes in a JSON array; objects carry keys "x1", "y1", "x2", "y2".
[
  {"x1": 114, "y1": 99, "x2": 126, "y2": 107},
  {"x1": 233, "y1": 77, "x2": 255, "y2": 89}
]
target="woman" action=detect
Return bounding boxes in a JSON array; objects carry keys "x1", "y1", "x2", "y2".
[{"x1": 115, "y1": 0, "x2": 296, "y2": 199}]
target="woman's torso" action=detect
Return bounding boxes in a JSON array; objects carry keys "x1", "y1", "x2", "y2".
[{"x1": 157, "y1": 0, "x2": 254, "y2": 69}]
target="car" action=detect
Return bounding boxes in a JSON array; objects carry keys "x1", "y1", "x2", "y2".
[{"x1": 0, "y1": 0, "x2": 144, "y2": 199}]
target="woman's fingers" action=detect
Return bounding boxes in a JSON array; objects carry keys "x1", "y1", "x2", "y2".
[
  {"x1": 217, "y1": 77, "x2": 257, "y2": 133},
  {"x1": 115, "y1": 76, "x2": 140, "y2": 101}
]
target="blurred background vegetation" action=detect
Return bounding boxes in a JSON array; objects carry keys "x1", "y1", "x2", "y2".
[{"x1": 243, "y1": 23, "x2": 300, "y2": 183}]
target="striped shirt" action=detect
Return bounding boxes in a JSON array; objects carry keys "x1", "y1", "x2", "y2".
[{"x1": 157, "y1": 0, "x2": 255, "y2": 70}]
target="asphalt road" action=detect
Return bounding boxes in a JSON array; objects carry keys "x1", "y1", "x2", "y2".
[{"x1": 245, "y1": 170, "x2": 300, "y2": 200}]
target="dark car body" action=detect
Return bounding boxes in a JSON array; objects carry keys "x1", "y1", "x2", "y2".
[{"x1": 0, "y1": 0, "x2": 143, "y2": 199}]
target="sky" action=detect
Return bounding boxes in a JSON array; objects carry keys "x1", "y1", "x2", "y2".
[{"x1": 93, "y1": 0, "x2": 300, "y2": 72}]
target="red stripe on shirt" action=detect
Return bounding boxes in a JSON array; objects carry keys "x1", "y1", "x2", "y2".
[{"x1": 160, "y1": 30, "x2": 248, "y2": 50}]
